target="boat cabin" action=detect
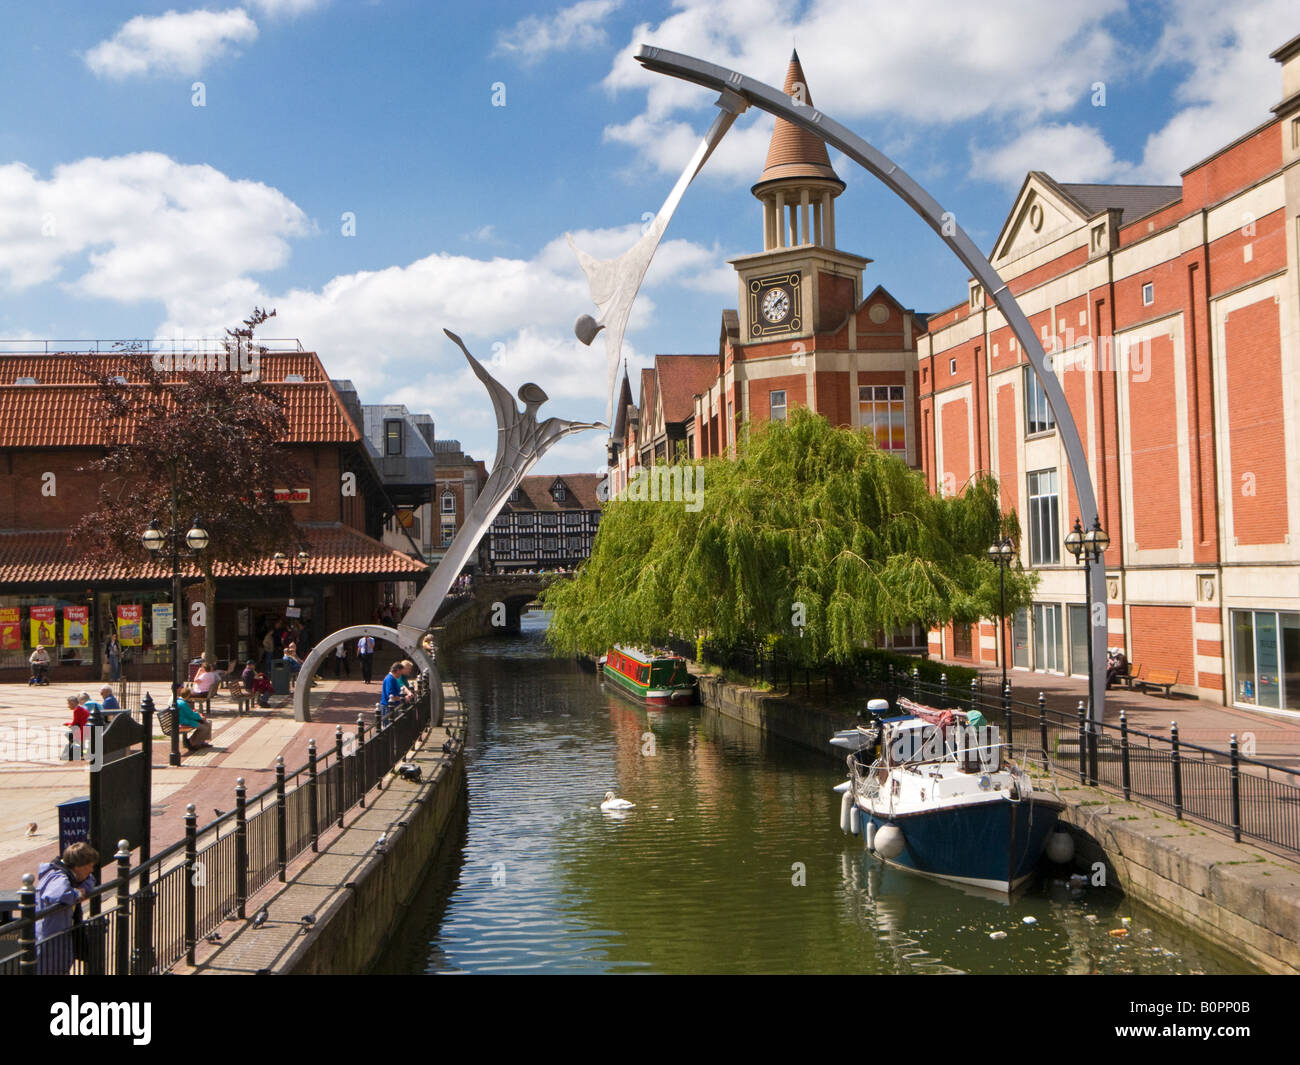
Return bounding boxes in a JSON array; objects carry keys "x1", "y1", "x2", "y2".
[{"x1": 606, "y1": 646, "x2": 689, "y2": 688}]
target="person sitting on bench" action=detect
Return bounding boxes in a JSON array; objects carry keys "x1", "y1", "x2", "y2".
[
  {"x1": 177, "y1": 687, "x2": 212, "y2": 750},
  {"x1": 1105, "y1": 648, "x2": 1129, "y2": 690}
]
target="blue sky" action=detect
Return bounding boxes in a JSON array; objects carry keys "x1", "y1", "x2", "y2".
[{"x1": 0, "y1": 0, "x2": 1292, "y2": 474}]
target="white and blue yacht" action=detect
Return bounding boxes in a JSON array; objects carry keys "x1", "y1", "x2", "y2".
[{"x1": 832, "y1": 697, "x2": 1066, "y2": 894}]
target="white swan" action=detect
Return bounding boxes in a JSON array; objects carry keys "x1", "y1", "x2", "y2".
[{"x1": 600, "y1": 790, "x2": 635, "y2": 810}]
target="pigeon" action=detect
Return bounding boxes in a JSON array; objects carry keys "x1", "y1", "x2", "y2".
[
  {"x1": 25, "y1": 822, "x2": 37, "y2": 838},
  {"x1": 252, "y1": 908, "x2": 269, "y2": 928},
  {"x1": 214, "y1": 808, "x2": 225, "y2": 818},
  {"x1": 442, "y1": 739, "x2": 453, "y2": 753},
  {"x1": 206, "y1": 932, "x2": 222, "y2": 944},
  {"x1": 299, "y1": 914, "x2": 316, "y2": 931},
  {"x1": 375, "y1": 834, "x2": 388, "y2": 851}
]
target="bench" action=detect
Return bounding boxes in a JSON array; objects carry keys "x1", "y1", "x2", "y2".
[
  {"x1": 1139, "y1": 668, "x2": 1180, "y2": 697},
  {"x1": 156, "y1": 708, "x2": 193, "y2": 744},
  {"x1": 1112, "y1": 663, "x2": 1142, "y2": 690},
  {"x1": 227, "y1": 681, "x2": 252, "y2": 715}
]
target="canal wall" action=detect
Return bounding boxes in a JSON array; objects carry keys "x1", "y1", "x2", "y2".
[
  {"x1": 695, "y1": 667, "x2": 1300, "y2": 974},
  {"x1": 1056, "y1": 790, "x2": 1300, "y2": 975},
  {"x1": 278, "y1": 682, "x2": 468, "y2": 974},
  {"x1": 430, "y1": 599, "x2": 501, "y2": 653},
  {"x1": 185, "y1": 682, "x2": 468, "y2": 975},
  {"x1": 695, "y1": 672, "x2": 855, "y2": 757}
]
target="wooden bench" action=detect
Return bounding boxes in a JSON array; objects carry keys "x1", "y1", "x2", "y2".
[
  {"x1": 227, "y1": 681, "x2": 252, "y2": 715},
  {"x1": 1139, "y1": 668, "x2": 1180, "y2": 697},
  {"x1": 1112, "y1": 663, "x2": 1142, "y2": 690},
  {"x1": 156, "y1": 708, "x2": 193, "y2": 745}
]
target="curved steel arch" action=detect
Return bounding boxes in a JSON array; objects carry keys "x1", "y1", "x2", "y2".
[
  {"x1": 291, "y1": 623, "x2": 438, "y2": 723},
  {"x1": 635, "y1": 46, "x2": 1107, "y2": 726}
]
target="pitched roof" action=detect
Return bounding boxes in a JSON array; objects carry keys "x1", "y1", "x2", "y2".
[
  {"x1": 1035, "y1": 172, "x2": 1181, "y2": 227},
  {"x1": 654, "y1": 354, "x2": 718, "y2": 423},
  {"x1": 507, "y1": 473, "x2": 603, "y2": 512},
  {"x1": 0, "y1": 522, "x2": 427, "y2": 587},
  {"x1": 639, "y1": 368, "x2": 656, "y2": 423},
  {"x1": 611, "y1": 370, "x2": 635, "y2": 444},
  {"x1": 753, "y1": 51, "x2": 843, "y2": 191},
  {"x1": 0, "y1": 351, "x2": 362, "y2": 447}
]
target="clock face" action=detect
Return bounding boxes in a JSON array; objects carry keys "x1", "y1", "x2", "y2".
[
  {"x1": 762, "y1": 287, "x2": 790, "y2": 323},
  {"x1": 749, "y1": 272, "x2": 801, "y2": 337}
]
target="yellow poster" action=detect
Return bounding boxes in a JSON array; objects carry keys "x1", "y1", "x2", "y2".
[
  {"x1": 30, "y1": 605, "x2": 55, "y2": 647},
  {"x1": 116, "y1": 605, "x2": 142, "y2": 647},
  {"x1": 63, "y1": 606, "x2": 89, "y2": 648}
]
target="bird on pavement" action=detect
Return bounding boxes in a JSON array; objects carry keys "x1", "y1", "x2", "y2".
[
  {"x1": 300, "y1": 914, "x2": 316, "y2": 931},
  {"x1": 206, "y1": 932, "x2": 222, "y2": 944},
  {"x1": 252, "y1": 908, "x2": 269, "y2": 928},
  {"x1": 25, "y1": 822, "x2": 37, "y2": 837}
]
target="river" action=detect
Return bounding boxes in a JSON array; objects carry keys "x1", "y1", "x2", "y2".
[{"x1": 376, "y1": 613, "x2": 1257, "y2": 975}]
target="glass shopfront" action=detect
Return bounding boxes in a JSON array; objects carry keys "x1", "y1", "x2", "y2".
[
  {"x1": 1232, "y1": 609, "x2": 1300, "y2": 712},
  {"x1": 0, "y1": 594, "x2": 98, "y2": 670}
]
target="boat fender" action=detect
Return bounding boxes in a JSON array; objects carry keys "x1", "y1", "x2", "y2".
[
  {"x1": 849, "y1": 804, "x2": 860, "y2": 836},
  {"x1": 839, "y1": 790, "x2": 853, "y2": 835},
  {"x1": 1046, "y1": 830, "x2": 1075, "y2": 864},
  {"x1": 873, "y1": 823, "x2": 904, "y2": 860},
  {"x1": 865, "y1": 819, "x2": 877, "y2": 851}
]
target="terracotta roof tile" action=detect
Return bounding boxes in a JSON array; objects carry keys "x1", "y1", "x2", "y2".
[
  {"x1": 654, "y1": 355, "x2": 718, "y2": 424},
  {"x1": 0, "y1": 352, "x2": 360, "y2": 447},
  {"x1": 0, "y1": 523, "x2": 425, "y2": 586},
  {"x1": 754, "y1": 51, "x2": 843, "y2": 189}
]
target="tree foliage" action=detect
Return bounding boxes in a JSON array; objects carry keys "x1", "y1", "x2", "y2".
[
  {"x1": 69, "y1": 310, "x2": 306, "y2": 658},
  {"x1": 543, "y1": 407, "x2": 1036, "y2": 662}
]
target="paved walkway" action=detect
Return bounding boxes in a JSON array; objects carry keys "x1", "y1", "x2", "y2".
[
  {"x1": 969, "y1": 667, "x2": 1300, "y2": 769},
  {"x1": 0, "y1": 673, "x2": 390, "y2": 890}
]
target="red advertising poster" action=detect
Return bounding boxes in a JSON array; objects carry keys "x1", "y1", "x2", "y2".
[
  {"x1": 116, "y1": 605, "x2": 143, "y2": 647},
  {"x1": 30, "y1": 605, "x2": 56, "y2": 647},
  {"x1": 0, "y1": 607, "x2": 20, "y2": 651}
]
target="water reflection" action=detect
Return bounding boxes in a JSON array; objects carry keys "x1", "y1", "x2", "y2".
[{"x1": 391, "y1": 614, "x2": 1256, "y2": 975}]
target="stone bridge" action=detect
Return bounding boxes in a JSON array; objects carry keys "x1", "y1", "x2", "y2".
[{"x1": 435, "y1": 572, "x2": 571, "y2": 634}]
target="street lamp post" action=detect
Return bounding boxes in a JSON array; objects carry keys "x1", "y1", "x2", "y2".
[
  {"x1": 986, "y1": 538, "x2": 1015, "y2": 696},
  {"x1": 1065, "y1": 515, "x2": 1110, "y2": 784},
  {"x1": 274, "y1": 549, "x2": 310, "y2": 606},
  {"x1": 143, "y1": 514, "x2": 209, "y2": 767}
]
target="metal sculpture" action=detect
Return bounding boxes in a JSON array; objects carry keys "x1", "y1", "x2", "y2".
[
  {"x1": 292, "y1": 332, "x2": 605, "y2": 720},
  {"x1": 633, "y1": 46, "x2": 1108, "y2": 736}
]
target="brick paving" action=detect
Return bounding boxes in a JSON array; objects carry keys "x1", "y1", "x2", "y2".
[{"x1": 0, "y1": 673, "x2": 391, "y2": 890}]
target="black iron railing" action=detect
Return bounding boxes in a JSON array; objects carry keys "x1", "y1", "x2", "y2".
[{"x1": 2, "y1": 677, "x2": 437, "y2": 975}]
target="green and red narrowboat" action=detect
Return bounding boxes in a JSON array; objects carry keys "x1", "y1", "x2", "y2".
[{"x1": 599, "y1": 645, "x2": 697, "y2": 706}]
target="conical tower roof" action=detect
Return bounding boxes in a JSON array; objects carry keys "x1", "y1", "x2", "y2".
[{"x1": 752, "y1": 51, "x2": 844, "y2": 193}]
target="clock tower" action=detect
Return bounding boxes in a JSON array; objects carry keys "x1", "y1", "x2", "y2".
[{"x1": 729, "y1": 50, "x2": 870, "y2": 342}]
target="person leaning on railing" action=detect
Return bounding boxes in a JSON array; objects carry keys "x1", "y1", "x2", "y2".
[{"x1": 35, "y1": 842, "x2": 99, "y2": 975}]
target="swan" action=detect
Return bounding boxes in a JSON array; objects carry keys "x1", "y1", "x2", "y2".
[{"x1": 601, "y1": 790, "x2": 635, "y2": 810}]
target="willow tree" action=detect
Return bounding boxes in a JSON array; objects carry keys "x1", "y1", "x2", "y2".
[{"x1": 544, "y1": 407, "x2": 1035, "y2": 663}]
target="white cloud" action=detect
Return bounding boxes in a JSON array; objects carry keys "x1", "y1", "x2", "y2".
[
  {"x1": 0, "y1": 153, "x2": 311, "y2": 309},
  {"x1": 971, "y1": 123, "x2": 1135, "y2": 190},
  {"x1": 494, "y1": 0, "x2": 623, "y2": 65},
  {"x1": 1131, "y1": 0, "x2": 1293, "y2": 182},
  {"x1": 246, "y1": 0, "x2": 326, "y2": 15},
  {"x1": 84, "y1": 8, "x2": 259, "y2": 79}
]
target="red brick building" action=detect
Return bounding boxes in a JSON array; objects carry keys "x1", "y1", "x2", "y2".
[
  {"x1": 920, "y1": 36, "x2": 1300, "y2": 712},
  {"x1": 0, "y1": 345, "x2": 427, "y2": 682},
  {"x1": 610, "y1": 52, "x2": 923, "y2": 505}
]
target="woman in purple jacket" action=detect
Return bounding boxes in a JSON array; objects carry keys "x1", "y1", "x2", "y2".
[{"x1": 36, "y1": 842, "x2": 99, "y2": 975}]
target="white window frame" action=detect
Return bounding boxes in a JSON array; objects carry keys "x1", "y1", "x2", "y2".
[
  {"x1": 769, "y1": 389, "x2": 787, "y2": 422},
  {"x1": 1027, "y1": 469, "x2": 1060, "y2": 566}
]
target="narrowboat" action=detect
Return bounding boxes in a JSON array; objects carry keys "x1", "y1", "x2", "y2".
[
  {"x1": 831, "y1": 697, "x2": 1065, "y2": 894},
  {"x1": 600, "y1": 645, "x2": 697, "y2": 706}
]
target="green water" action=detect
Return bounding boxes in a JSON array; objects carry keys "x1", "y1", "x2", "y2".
[{"x1": 385, "y1": 615, "x2": 1257, "y2": 975}]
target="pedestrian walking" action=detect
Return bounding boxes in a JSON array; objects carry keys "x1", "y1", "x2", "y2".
[
  {"x1": 357, "y1": 634, "x2": 375, "y2": 684},
  {"x1": 104, "y1": 633, "x2": 121, "y2": 682},
  {"x1": 333, "y1": 642, "x2": 351, "y2": 678}
]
